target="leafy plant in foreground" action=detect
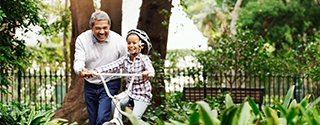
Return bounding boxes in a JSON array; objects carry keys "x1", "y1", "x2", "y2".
[
  {"x1": 129, "y1": 85, "x2": 320, "y2": 125},
  {"x1": 0, "y1": 102, "x2": 76, "y2": 125}
]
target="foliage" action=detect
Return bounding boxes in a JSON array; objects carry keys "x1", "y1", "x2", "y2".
[
  {"x1": 164, "y1": 29, "x2": 320, "y2": 89},
  {"x1": 131, "y1": 85, "x2": 320, "y2": 125},
  {"x1": 0, "y1": 0, "x2": 49, "y2": 94},
  {"x1": 197, "y1": 29, "x2": 285, "y2": 75},
  {"x1": 238, "y1": 0, "x2": 320, "y2": 53},
  {"x1": 150, "y1": 50, "x2": 167, "y2": 83},
  {"x1": 143, "y1": 92, "x2": 192, "y2": 124},
  {"x1": 180, "y1": 0, "x2": 251, "y2": 45},
  {"x1": 182, "y1": 0, "x2": 320, "y2": 57},
  {"x1": 196, "y1": 29, "x2": 320, "y2": 76},
  {"x1": 41, "y1": 0, "x2": 71, "y2": 41},
  {"x1": 166, "y1": 49, "x2": 199, "y2": 69},
  {"x1": 179, "y1": 0, "x2": 229, "y2": 41},
  {"x1": 140, "y1": 91, "x2": 227, "y2": 125},
  {"x1": 150, "y1": 50, "x2": 167, "y2": 99},
  {"x1": 0, "y1": 102, "x2": 76, "y2": 125},
  {"x1": 27, "y1": 0, "x2": 71, "y2": 71},
  {"x1": 27, "y1": 46, "x2": 65, "y2": 70}
]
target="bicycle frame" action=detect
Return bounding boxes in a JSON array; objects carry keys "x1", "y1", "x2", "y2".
[{"x1": 92, "y1": 72, "x2": 154, "y2": 125}]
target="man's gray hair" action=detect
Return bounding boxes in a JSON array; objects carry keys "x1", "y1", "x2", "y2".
[{"x1": 89, "y1": 10, "x2": 111, "y2": 27}]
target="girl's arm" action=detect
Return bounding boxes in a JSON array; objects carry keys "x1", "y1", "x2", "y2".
[
  {"x1": 95, "y1": 55, "x2": 127, "y2": 73},
  {"x1": 142, "y1": 56, "x2": 155, "y2": 78}
]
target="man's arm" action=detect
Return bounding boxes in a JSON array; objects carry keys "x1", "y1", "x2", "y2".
[{"x1": 73, "y1": 37, "x2": 86, "y2": 76}]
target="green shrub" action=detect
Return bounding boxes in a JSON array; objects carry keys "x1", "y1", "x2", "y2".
[
  {"x1": 0, "y1": 102, "x2": 76, "y2": 125},
  {"x1": 127, "y1": 85, "x2": 320, "y2": 125}
]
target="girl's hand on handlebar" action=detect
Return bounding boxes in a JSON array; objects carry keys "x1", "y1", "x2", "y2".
[{"x1": 142, "y1": 71, "x2": 150, "y2": 78}]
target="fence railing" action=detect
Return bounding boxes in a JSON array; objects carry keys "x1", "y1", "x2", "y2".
[
  {"x1": 165, "y1": 68, "x2": 320, "y2": 106},
  {"x1": 2, "y1": 68, "x2": 320, "y2": 110},
  {"x1": 0, "y1": 68, "x2": 71, "y2": 110}
]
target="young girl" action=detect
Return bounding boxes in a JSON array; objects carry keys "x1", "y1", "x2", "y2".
[{"x1": 90, "y1": 29, "x2": 155, "y2": 121}]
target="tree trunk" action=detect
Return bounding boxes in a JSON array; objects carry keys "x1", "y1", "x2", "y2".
[
  {"x1": 100, "y1": 0, "x2": 123, "y2": 35},
  {"x1": 230, "y1": 0, "x2": 242, "y2": 88},
  {"x1": 137, "y1": 0, "x2": 172, "y2": 108},
  {"x1": 230, "y1": 0, "x2": 242, "y2": 38},
  {"x1": 63, "y1": 0, "x2": 69, "y2": 92},
  {"x1": 53, "y1": 0, "x2": 94, "y2": 124}
]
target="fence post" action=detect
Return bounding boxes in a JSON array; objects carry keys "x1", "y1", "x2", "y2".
[
  {"x1": 294, "y1": 74, "x2": 302, "y2": 103},
  {"x1": 203, "y1": 70, "x2": 207, "y2": 99},
  {"x1": 17, "y1": 68, "x2": 22, "y2": 107},
  {"x1": 65, "y1": 69, "x2": 69, "y2": 92}
]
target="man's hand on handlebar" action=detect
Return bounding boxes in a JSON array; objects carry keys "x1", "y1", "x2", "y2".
[
  {"x1": 79, "y1": 68, "x2": 97, "y2": 78},
  {"x1": 88, "y1": 69, "x2": 98, "y2": 77}
]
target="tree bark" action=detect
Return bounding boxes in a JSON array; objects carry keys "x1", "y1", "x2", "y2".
[
  {"x1": 101, "y1": 0, "x2": 123, "y2": 35},
  {"x1": 137, "y1": 0, "x2": 172, "y2": 108},
  {"x1": 230, "y1": 0, "x2": 242, "y2": 88},
  {"x1": 230, "y1": 0, "x2": 242, "y2": 38},
  {"x1": 63, "y1": 0, "x2": 69, "y2": 92},
  {"x1": 53, "y1": 0, "x2": 94, "y2": 124}
]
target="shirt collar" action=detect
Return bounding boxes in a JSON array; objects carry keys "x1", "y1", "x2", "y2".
[
  {"x1": 91, "y1": 31, "x2": 110, "y2": 43},
  {"x1": 135, "y1": 53, "x2": 142, "y2": 59},
  {"x1": 126, "y1": 53, "x2": 142, "y2": 62}
]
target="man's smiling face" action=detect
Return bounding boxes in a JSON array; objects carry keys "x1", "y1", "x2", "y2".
[{"x1": 91, "y1": 20, "x2": 110, "y2": 42}]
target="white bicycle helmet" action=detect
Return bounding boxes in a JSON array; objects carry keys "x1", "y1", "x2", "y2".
[{"x1": 127, "y1": 29, "x2": 152, "y2": 55}]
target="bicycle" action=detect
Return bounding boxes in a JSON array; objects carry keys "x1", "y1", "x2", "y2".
[{"x1": 91, "y1": 72, "x2": 154, "y2": 125}]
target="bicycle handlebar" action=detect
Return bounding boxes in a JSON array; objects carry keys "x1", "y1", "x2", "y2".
[
  {"x1": 94, "y1": 72, "x2": 154, "y2": 117},
  {"x1": 91, "y1": 72, "x2": 155, "y2": 77}
]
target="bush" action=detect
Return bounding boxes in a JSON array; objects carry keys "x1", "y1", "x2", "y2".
[
  {"x1": 0, "y1": 102, "x2": 76, "y2": 125},
  {"x1": 126, "y1": 85, "x2": 320, "y2": 125}
]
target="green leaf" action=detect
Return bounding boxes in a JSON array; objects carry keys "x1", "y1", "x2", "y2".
[
  {"x1": 225, "y1": 94, "x2": 235, "y2": 108},
  {"x1": 310, "y1": 107, "x2": 320, "y2": 124},
  {"x1": 124, "y1": 107, "x2": 150, "y2": 125},
  {"x1": 238, "y1": 102, "x2": 252, "y2": 125},
  {"x1": 310, "y1": 96, "x2": 320, "y2": 107},
  {"x1": 278, "y1": 118, "x2": 287, "y2": 125},
  {"x1": 299, "y1": 106, "x2": 313, "y2": 125},
  {"x1": 283, "y1": 85, "x2": 295, "y2": 108},
  {"x1": 189, "y1": 111, "x2": 200, "y2": 125},
  {"x1": 288, "y1": 99, "x2": 297, "y2": 109},
  {"x1": 30, "y1": 115, "x2": 45, "y2": 125},
  {"x1": 211, "y1": 110, "x2": 221, "y2": 124},
  {"x1": 286, "y1": 106, "x2": 299, "y2": 124},
  {"x1": 196, "y1": 101, "x2": 220, "y2": 125},
  {"x1": 45, "y1": 118, "x2": 69, "y2": 125},
  {"x1": 220, "y1": 106, "x2": 238, "y2": 125},
  {"x1": 167, "y1": 119, "x2": 186, "y2": 125},
  {"x1": 264, "y1": 107, "x2": 280, "y2": 125},
  {"x1": 300, "y1": 94, "x2": 310, "y2": 108},
  {"x1": 247, "y1": 97, "x2": 261, "y2": 117},
  {"x1": 275, "y1": 102, "x2": 287, "y2": 117}
]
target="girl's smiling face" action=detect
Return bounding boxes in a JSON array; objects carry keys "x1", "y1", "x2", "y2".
[{"x1": 127, "y1": 34, "x2": 144, "y2": 55}]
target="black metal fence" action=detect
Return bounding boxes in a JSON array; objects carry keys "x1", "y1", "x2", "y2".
[
  {"x1": 2, "y1": 68, "x2": 320, "y2": 110},
  {"x1": 165, "y1": 68, "x2": 320, "y2": 106},
  {"x1": 0, "y1": 68, "x2": 70, "y2": 110}
]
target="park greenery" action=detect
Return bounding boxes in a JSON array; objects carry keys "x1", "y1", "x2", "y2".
[
  {"x1": 0, "y1": 0, "x2": 50, "y2": 94},
  {"x1": 1, "y1": 85, "x2": 320, "y2": 125},
  {"x1": 1, "y1": 0, "x2": 320, "y2": 124},
  {"x1": 138, "y1": 85, "x2": 320, "y2": 125},
  {"x1": 181, "y1": 0, "x2": 320, "y2": 51}
]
